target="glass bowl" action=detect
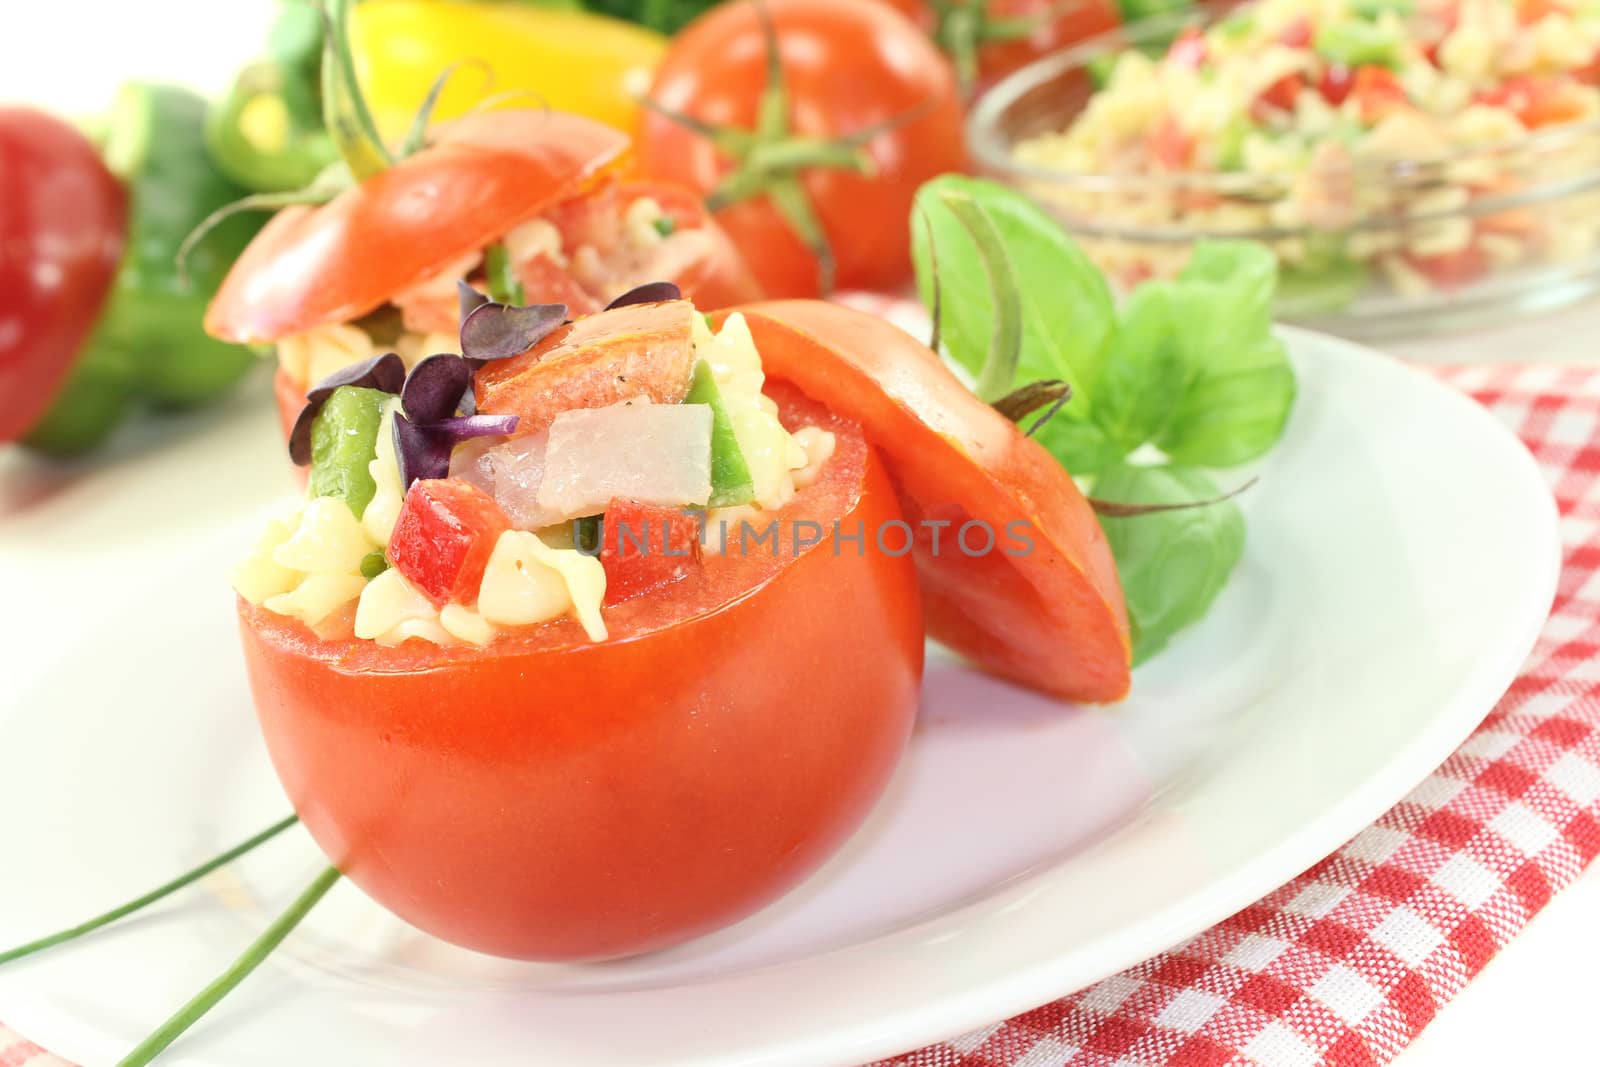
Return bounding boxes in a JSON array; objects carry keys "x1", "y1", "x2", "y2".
[{"x1": 968, "y1": 4, "x2": 1600, "y2": 339}]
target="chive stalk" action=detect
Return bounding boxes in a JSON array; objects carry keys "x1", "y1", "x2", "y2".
[
  {"x1": 0, "y1": 815, "x2": 299, "y2": 967},
  {"x1": 116, "y1": 866, "x2": 342, "y2": 1067}
]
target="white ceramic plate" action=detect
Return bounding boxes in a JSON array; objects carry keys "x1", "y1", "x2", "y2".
[{"x1": 0, "y1": 328, "x2": 1558, "y2": 1067}]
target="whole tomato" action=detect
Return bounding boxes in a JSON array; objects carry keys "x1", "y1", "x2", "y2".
[
  {"x1": 0, "y1": 110, "x2": 127, "y2": 443},
  {"x1": 638, "y1": 0, "x2": 967, "y2": 297},
  {"x1": 881, "y1": 0, "x2": 1122, "y2": 90}
]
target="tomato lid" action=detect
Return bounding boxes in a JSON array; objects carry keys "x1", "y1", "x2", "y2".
[
  {"x1": 205, "y1": 110, "x2": 629, "y2": 344},
  {"x1": 731, "y1": 300, "x2": 1132, "y2": 704}
]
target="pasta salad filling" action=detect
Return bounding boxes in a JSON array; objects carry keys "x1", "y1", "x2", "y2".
[
  {"x1": 235, "y1": 291, "x2": 835, "y2": 647},
  {"x1": 1016, "y1": 0, "x2": 1600, "y2": 295}
]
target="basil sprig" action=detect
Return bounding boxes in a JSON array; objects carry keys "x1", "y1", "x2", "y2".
[{"x1": 912, "y1": 175, "x2": 1296, "y2": 664}]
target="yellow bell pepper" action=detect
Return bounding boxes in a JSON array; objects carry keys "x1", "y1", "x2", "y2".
[{"x1": 352, "y1": 0, "x2": 668, "y2": 141}]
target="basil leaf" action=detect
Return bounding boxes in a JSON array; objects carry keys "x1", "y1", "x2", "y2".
[
  {"x1": 1154, "y1": 241, "x2": 1296, "y2": 467},
  {"x1": 1090, "y1": 282, "x2": 1195, "y2": 453},
  {"x1": 1158, "y1": 337, "x2": 1296, "y2": 467},
  {"x1": 1095, "y1": 463, "x2": 1246, "y2": 665},
  {"x1": 1031, "y1": 416, "x2": 1125, "y2": 477},
  {"x1": 911, "y1": 175, "x2": 1116, "y2": 414}
]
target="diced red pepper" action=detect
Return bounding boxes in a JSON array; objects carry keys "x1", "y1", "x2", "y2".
[
  {"x1": 1146, "y1": 113, "x2": 1195, "y2": 170},
  {"x1": 1319, "y1": 64, "x2": 1355, "y2": 105},
  {"x1": 1404, "y1": 245, "x2": 1491, "y2": 290},
  {"x1": 1277, "y1": 16, "x2": 1313, "y2": 48},
  {"x1": 1353, "y1": 66, "x2": 1410, "y2": 123},
  {"x1": 1253, "y1": 74, "x2": 1307, "y2": 121},
  {"x1": 1166, "y1": 27, "x2": 1208, "y2": 69},
  {"x1": 599, "y1": 499, "x2": 702, "y2": 606},
  {"x1": 388, "y1": 479, "x2": 513, "y2": 607},
  {"x1": 1477, "y1": 75, "x2": 1588, "y2": 128}
]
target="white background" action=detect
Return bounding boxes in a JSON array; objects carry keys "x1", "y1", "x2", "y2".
[{"x1": 2, "y1": 2, "x2": 1597, "y2": 1063}]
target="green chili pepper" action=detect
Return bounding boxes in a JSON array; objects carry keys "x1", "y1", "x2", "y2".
[
  {"x1": 685, "y1": 360, "x2": 756, "y2": 508},
  {"x1": 206, "y1": 0, "x2": 336, "y2": 193},
  {"x1": 310, "y1": 387, "x2": 389, "y2": 518}
]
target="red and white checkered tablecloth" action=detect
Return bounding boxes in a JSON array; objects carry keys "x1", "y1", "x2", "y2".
[{"x1": 5, "y1": 362, "x2": 1599, "y2": 1067}]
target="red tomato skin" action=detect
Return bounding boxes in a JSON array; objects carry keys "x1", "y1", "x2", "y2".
[
  {"x1": 723, "y1": 301, "x2": 1131, "y2": 703},
  {"x1": 600, "y1": 500, "x2": 702, "y2": 605},
  {"x1": 0, "y1": 109, "x2": 127, "y2": 442},
  {"x1": 389, "y1": 479, "x2": 513, "y2": 606},
  {"x1": 206, "y1": 111, "x2": 630, "y2": 343},
  {"x1": 239, "y1": 391, "x2": 923, "y2": 961},
  {"x1": 638, "y1": 0, "x2": 968, "y2": 297}
]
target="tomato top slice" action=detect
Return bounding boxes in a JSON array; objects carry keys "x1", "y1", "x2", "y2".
[
  {"x1": 725, "y1": 300, "x2": 1131, "y2": 703},
  {"x1": 205, "y1": 110, "x2": 629, "y2": 344}
]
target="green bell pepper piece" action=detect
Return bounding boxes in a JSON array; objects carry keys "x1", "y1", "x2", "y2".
[
  {"x1": 685, "y1": 361, "x2": 756, "y2": 508},
  {"x1": 310, "y1": 387, "x2": 389, "y2": 518},
  {"x1": 205, "y1": 1, "x2": 335, "y2": 193},
  {"x1": 1314, "y1": 19, "x2": 1404, "y2": 69}
]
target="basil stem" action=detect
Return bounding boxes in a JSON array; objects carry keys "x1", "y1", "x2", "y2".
[
  {"x1": 938, "y1": 189, "x2": 1022, "y2": 403},
  {"x1": 116, "y1": 866, "x2": 342, "y2": 1067},
  {"x1": 0, "y1": 815, "x2": 299, "y2": 967}
]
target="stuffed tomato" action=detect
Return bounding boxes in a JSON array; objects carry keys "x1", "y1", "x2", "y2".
[
  {"x1": 234, "y1": 291, "x2": 921, "y2": 960},
  {"x1": 205, "y1": 109, "x2": 761, "y2": 427}
]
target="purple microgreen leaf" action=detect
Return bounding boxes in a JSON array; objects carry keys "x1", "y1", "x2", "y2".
[
  {"x1": 287, "y1": 352, "x2": 405, "y2": 465},
  {"x1": 402, "y1": 354, "x2": 475, "y2": 424},
  {"x1": 460, "y1": 300, "x2": 568, "y2": 363},
  {"x1": 457, "y1": 279, "x2": 490, "y2": 323},
  {"x1": 605, "y1": 281, "x2": 682, "y2": 310},
  {"x1": 309, "y1": 352, "x2": 407, "y2": 401},
  {"x1": 287, "y1": 406, "x2": 321, "y2": 468},
  {"x1": 393, "y1": 414, "x2": 451, "y2": 491},
  {"x1": 393, "y1": 412, "x2": 520, "y2": 492}
]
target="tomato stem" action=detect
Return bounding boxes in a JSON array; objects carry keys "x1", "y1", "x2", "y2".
[
  {"x1": 115, "y1": 865, "x2": 342, "y2": 1067},
  {"x1": 993, "y1": 379, "x2": 1073, "y2": 437},
  {"x1": 0, "y1": 816, "x2": 300, "y2": 966},
  {"x1": 321, "y1": 0, "x2": 394, "y2": 180},
  {"x1": 397, "y1": 59, "x2": 490, "y2": 158}
]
